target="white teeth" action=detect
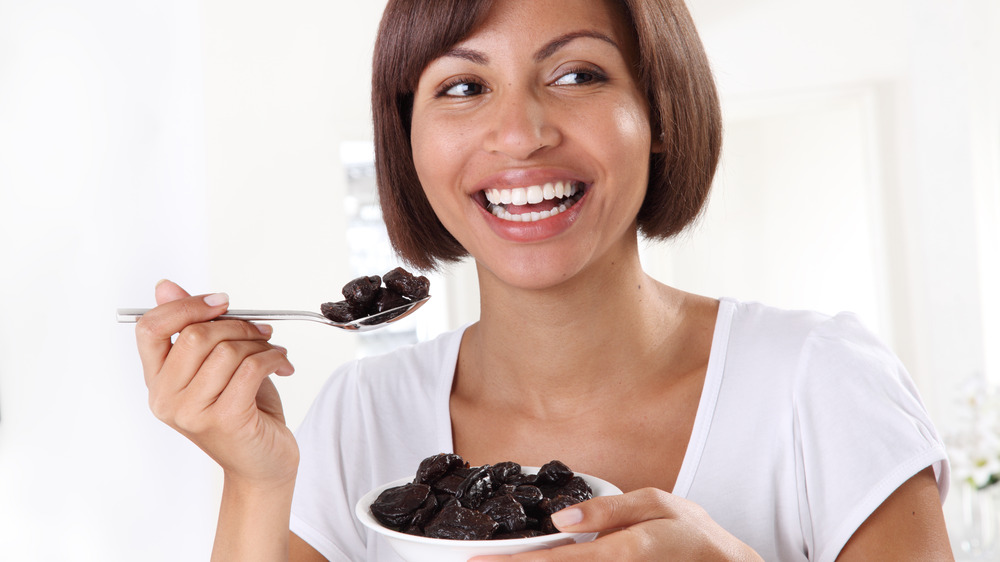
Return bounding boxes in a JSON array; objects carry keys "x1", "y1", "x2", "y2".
[
  {"x1": 510, "y1": 188, "x2": 527, "y2": 206},
  {"x1": 526, "y1": 185, "x2": 543, "y2": 204},
  {"x1": 483, "y1": 180, "x2": 585, "y2": 223},
  {"x1": 484, "y1": 181, "x2": 578, "y2": 206}
]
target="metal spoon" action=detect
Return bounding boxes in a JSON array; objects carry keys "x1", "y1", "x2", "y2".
[{"x1": 116, "y1": 296, "x2": 430, "y2": 332}]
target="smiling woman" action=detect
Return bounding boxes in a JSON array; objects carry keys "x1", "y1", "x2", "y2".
[{"x1": 126, "y1": 0, "x2": 955, "y2": 561}]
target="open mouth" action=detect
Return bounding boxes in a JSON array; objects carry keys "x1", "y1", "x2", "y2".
[{"x1": 480, "y1": 180, "x2": 587, "y2": 223}]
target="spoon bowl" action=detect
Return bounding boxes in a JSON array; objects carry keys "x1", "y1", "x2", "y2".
[{"x1": 116, "y1": 296, "x2": 430, "y2": 332}]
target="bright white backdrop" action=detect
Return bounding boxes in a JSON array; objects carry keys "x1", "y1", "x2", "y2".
[{"x1": 0, "y1": 0, "x2": 997, "y2": 560}]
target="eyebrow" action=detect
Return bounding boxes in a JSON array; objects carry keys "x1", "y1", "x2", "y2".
[{"x1": 440, "y1": 29, "x2": 620, "y2": 66}]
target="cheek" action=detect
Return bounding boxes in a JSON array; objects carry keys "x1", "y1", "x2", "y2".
[{"x1": 410, "y1": 113, "x2": 466, "y2": 198}]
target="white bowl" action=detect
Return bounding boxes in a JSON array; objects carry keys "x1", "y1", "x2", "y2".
[{"x1": 355, "y1": 467, "x2": 622, "y2": 562}]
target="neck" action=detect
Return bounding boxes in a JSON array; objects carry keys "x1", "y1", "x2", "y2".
[{"x1": 458, "y1": 250, "x2": 691, "y2": 420}]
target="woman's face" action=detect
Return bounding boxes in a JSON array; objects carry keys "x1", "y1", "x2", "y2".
[{"x1": 410, "y1": 0, "x2": 656, "y2": 290}]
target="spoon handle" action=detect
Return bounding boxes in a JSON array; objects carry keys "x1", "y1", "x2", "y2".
[{"x1": 115, "y1": 309, "x2": 329, "y2": 324}]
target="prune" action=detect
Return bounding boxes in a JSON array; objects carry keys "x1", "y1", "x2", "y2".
[
  {"x1": 415, "y1": 453, "x2": 466, "y2": 486},
  {"x1": 431, "y1": 473, "x2": 466, "y2": 496},
  {"x1": 372, "y1": 287, "x2": 409, "y2": 314},
  {"x1": 409, "y1": 493, "x2": 439, "y2": 529},
  {"x1": 511, "y1": 484, "x2": 544, "y2": 507},
  {"x1": 424, "y1": 503, "x2": 499, "y2": 540},
  {"x1": 456, "y1": 465, "x2": 496, "y2": 509},
  {"x1": 342, "y1": 275, "x2": 381, "y2": 310},
  {"x1": 490, "y1": 461, "x2": 522, "y2": 484},
  {"x1": 535, "y1": 460, "x2": 574, "y2": 487},
  {"x1": 370, "y1": 482, "x2": 432, "y2": 530},
  {"x1": 319, "y1": 267, "x2": 430, "y2": 323},
  {"x1": 556, "y1": 476, "x2": 593, "y2": 503},
  {"x1": 383, "y1": 267, "x2": 430, "y2": 300},
  {"x1": 479, "y1": 494, "x2": 528, "y2": 533},
  {"x1": 369, "y1": 454, "x2": 595, "y2": 540},
  {"x1": 537, "y1": 494, "x2": 579, "y2": 515},
  {"x1": 319, "y1": 301, "x2": 354, "y2": 323}
]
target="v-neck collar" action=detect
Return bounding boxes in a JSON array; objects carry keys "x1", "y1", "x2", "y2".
[{"x1": 433, "y1": 298, "x2": 736, "y2": 495}]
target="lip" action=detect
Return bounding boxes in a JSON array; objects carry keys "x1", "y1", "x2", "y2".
[
  {"x1": 476, "y1": 183, "x2": 589, "y2": 243},
  {"x1": 469, "y1": 167, "x2": 591, "y2": 194},
  {"x1": 467, "y1": 167, "x2": 593, "y2": 243}
]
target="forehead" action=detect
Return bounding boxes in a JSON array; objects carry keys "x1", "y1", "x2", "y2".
[{"x1": 453, "y1": 0, "x2": 634, "y2": 54}]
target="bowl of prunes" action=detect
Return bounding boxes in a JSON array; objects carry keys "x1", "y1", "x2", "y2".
[{"x1": 355, "y1": 453, "x2": 622, "y2": 562}]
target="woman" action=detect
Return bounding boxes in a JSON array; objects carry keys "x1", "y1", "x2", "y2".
[{"x1": 136, "y1": 0, "x2": 954, "y2": 560}]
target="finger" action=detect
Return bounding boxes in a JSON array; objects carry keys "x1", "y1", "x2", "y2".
[
  {"x1": 549, "y1": 488, "x2": 676, "y2": 534},
  {"x1": 214, "y1": 347, "x2": 295, "y2": 414},
  {"x1": 156, "y1": 320, "x2": 274, "y2": 392},
  {"x1": 135, "y1": 287, "x2": 231, "y2": 380},
  {"x1": 180, "y1": 339, "x2": 288, "y2": 402},
  {"x1": 155, "y1": 279, "x2": 191, "y2": 305}
]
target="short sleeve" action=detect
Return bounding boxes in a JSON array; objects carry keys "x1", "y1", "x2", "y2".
[{"x1": 792, "y1": 312, "x2": 949, "y2": 562}]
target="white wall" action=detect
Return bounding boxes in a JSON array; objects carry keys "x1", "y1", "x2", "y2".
[
  {"x1": 0, "y1": 0, "x2": 218, "y2": 559},
  {"x1": 1, "y1": 0, "x2": 996, "y2": 560},
  {"x1": 665, "y1": 0, "x2": 1000, "y2": 428}
]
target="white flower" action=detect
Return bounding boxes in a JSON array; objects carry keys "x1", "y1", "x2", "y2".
[{"x1": 944, "y1": 375, "x2": 1000, "y2": 489}]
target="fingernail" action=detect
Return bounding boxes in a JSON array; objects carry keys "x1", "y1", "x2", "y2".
[
  {"x1": 256, "y1": 323, "x2": 273, "y2": 336},
  {"x1": 203, "y1": 292, "x2": 229, "y2": 307},
  {"x1": 550, "y1": 506, "x2": 583, "y2": 527},
  {"x1": 155, "y1": 279, "x2": 169, "y2": 288},
  {"x1": 273, "y1": 345, "x2": 288, "y2": 354}
]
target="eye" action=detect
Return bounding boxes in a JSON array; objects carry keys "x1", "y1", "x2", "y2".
[
  {"x1": 551, "y1": 68, "x2": 607, "y2": 86},
  {"x1": 437, "y1": 79, "x2": 486, "y2": 98}
]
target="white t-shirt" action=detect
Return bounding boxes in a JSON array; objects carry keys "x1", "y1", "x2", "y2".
[{"x1": 290, "y1": 297, "x2": 949, "y2": 562}]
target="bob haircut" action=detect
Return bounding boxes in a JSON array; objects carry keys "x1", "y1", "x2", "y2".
[{"x1": 372, "y1": 0, "x2": 722, "y2": 271}]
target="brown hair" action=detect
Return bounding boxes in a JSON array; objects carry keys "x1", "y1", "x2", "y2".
[{"x1": 371, "y1": 0, "x2": 722, "y2": 271}]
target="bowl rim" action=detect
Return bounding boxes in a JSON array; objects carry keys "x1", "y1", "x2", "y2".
[{"x1": 355, "y1": 467, "x2": 622, "y2": 547}]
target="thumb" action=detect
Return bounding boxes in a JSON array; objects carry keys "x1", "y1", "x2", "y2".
[
  {"x1": 155, "y1": 279, "x2": 191, "y2": 305},
  {"x1": 550, "y1": 488, "x2": 676, "y2": 533}
]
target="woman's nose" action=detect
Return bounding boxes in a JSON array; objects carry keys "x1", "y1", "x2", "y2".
[{"x1": 482, "y1": 86, "x2": 561, "y2": 160}]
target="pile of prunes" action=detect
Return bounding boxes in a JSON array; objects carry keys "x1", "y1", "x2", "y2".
[
  {"x1": 369, "y1": 453, "x2": 594, "y2": 540},
  {"x1": 320, "y1": 267, "x2": 429, "y2": 323}
]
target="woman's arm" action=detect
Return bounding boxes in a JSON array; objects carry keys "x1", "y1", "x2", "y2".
[
  {"x1": 836, "y1": 466, "x2": 953, "y2": 561},
  {"x1": 135, "y1": 280, "x2": 300, "y2": 561},
  {"x1": 471, "y1": 466, "x2": 951, "y2": 561},
  {"x1": 290, "y1": 532, "x2": 328, "y2": 561}
]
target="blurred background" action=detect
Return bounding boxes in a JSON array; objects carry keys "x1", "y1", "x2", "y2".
[{"x1": 0, "y1": 0, "x2": 997, "y2": 559}]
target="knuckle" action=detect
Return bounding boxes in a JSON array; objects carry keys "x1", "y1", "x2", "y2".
[
  {"x1": 240, "y1": 353, "x2": 267, "y2": 374},
  {"x1": 147, "y1": 393, "x2": 176, "y2": 422},
  {"x1": 176, "y1": 323, "x2": 211, "y2": 350},
  {"x1": 134, "y1": 315, "x2": 163, "y2": 340},
  {"x1": 173, "y1": 404, "x2": 209, "y2": 434},
  {"x1": 213, "y1": 340, "x2": 241, "y2": 362}
]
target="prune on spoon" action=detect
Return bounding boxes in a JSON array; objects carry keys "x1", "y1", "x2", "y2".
[
  {"x1": 383, "y1": 267, "x2": 430, "y2": 300},
  {"x1": 372, "y1": 287, "x2": 409, "y2": 314},
  {"x1": 319, "y1": 267, "x2": 430, "y2": 323},
  {"x1": 319, "y1": 301, "x2": 355, "y2": 323},
  {"x1": 342, "y1": 275, "x2": 381, "y2": 311}
]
